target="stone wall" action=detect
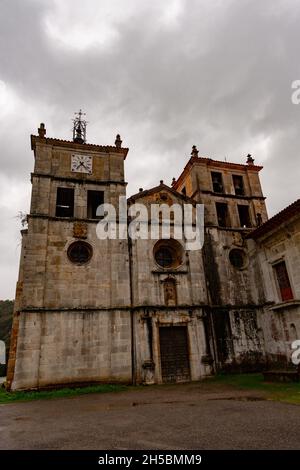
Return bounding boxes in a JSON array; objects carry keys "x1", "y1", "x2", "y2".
[
  {"x1": 11, "y1": 310, "x2": 132, "y2": 390},
  {"x1": 203, "y1": 228, "x2": 265, "y2": 306},
  {"x1": 33, "y1": 141, "x2": 126, "y2": 183},
  {"x1": 260, "y1": 307, "x2": 300, "y2": 367},
  {"x1": 175, "y1": 159, "x2": 268, "y2": 228},
  {"x1": 252, "y1": 216, "x2": 300, "y2": 367},
  {"x1": 8, "y1": 134, "x2": 132, "y2": 390},
  {"x1": 19, "y1": 219, "x2": 131, "y2": 310}
]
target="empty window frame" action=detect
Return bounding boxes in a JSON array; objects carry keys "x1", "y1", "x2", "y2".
[
  {"x1": 211, "y1": 172, "x2": 224, "y2": 193},
  {"x1": 232, "y1": 175, "x2": 245, "y2": 196},
  {"x1": 87, "y1": 190, "x2": 104, "y2": 219},
  {"x1": 273, "y1": 261, "x2": 294, "y2": 302},
  {"x1": 55, "y1": 187, "x2": 74, "y2": 217},
  {"x1": 238, "y1": 205, "x2": 251, "y2": 228},
  {"x1": 216, "y1": 202, "x2": 231, "y2": 227}
]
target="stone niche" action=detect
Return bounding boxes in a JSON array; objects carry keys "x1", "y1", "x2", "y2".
[{"x1": 162, "y1": 277, "x2": 177, "y2": 306}]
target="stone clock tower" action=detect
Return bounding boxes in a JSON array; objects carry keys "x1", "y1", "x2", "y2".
[{"x1": 7, "y1": 114, "x2": 132, "y2": 390}]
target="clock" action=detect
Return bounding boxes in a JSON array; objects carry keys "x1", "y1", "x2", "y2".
[{"x1": 71, "y1": 154, "x2": 93, "y2": 174}]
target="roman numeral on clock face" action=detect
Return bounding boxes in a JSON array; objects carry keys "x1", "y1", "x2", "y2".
[{"x1": 71, "y1": 154, "x2": 93, "y2": 174}]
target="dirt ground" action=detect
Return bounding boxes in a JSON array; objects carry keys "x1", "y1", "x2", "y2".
[{"x1": 1, "y1": 381, "x2": 300, "y2": 450}]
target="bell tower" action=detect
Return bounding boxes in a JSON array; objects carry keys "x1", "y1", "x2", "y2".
[{"x1": 7, "y1": 115, "x2": 132, "y2": 390}]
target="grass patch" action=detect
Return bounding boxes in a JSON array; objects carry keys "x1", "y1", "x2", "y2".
[
  {"x1": 1, "y1": 373, "x2": 300, "y2": 406},
  {"x1": 0, "y1": 383, "x2": 127, "y2": 404},
  {"x1": 208, "y1": 373, "x2": 300, "y2": 405}
]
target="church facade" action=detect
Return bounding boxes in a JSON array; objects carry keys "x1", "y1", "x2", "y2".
[{"x1": 6, "y1": 120, "x2": 300, "y2": 390}]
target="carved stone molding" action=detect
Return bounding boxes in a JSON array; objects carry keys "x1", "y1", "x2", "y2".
[{"x1": 73, "y1": 222, "x2": 88, "y2": 239}]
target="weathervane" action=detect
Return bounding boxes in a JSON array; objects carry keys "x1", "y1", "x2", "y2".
[{"x1": 72, "y1": 109, "x2": 87, "y2": 144}]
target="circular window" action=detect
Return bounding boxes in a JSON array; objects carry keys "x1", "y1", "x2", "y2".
[
  {"x1": 154, "y1": 239, "x2": 183, "y2": 269},
  {"x1": 155, "y1": 247, "x2": 174, "y2": 268},
  {"x1": 229, "y1": 248, "x2": 247, "y2": 269},
  {"x1": 67, "y1": 241, "x2": 93, "y2": 265}
]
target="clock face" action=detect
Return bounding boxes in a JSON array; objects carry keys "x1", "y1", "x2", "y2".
[{"x1": 71, "y1": 154, "x2": 93, "y2": 174}]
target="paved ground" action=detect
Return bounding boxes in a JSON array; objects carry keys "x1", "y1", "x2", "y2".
[{"x1": 1, "y1": 382, "x2": 300, "y2": 450}]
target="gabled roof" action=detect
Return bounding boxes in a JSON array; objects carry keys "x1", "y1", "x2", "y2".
[
  {"x1": 172, "y1": 156, "x2": 263, "y2": 190},
  {"x1": 31, "y1": 135, "x2": 129, "y2": 159},
  {"x1": 128, "y1": 183, "x2": 196, "y2": 205},
  {"x1": 249, "y1": 199, "x2": 300, "y2": 240}
]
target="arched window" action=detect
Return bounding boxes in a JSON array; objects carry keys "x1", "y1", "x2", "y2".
[{"x1": 290, "y1": 323, "x2": 297, "y2": 341}]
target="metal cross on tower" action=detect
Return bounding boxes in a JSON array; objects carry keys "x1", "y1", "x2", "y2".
[{"x1": 72, "y1": 109, "x2": 87, "y2": 144}]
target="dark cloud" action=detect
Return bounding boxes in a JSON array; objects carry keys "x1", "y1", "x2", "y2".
[{"x1": 0, "y1": 0, "x2": 299, "y2": 297}]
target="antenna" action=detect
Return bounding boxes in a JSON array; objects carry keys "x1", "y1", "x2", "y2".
[{"x1": 72, "y1": 109, "x2": 87, "y2": 144}]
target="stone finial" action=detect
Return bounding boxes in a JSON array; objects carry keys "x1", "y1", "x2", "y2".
[
  {"x1": 191, "y1": 145, "x2": 199, "y2": 157},
  {"x1": 38, "y1": 123, "x2": 46, "y2": 138},
  {"x1": 246, "y1": 153, "x2": 254, "y2": 165},
  {"x1": 160, "y1": 180, "x2": 164, "y2": 185},
  {"x1": 115, "y1": 134, "x2": 122, "y2": 149},
  {"x1": 171, "y1": 177, "x2": 176, "y2": 186}
]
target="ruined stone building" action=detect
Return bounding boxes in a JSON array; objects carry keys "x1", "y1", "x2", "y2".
[
  {"x1": 249, "y1": 200, "x2": 300, "y2": 365},
  {"x1": 7, "y1": 120, "x2": 300, "y2": 390}
]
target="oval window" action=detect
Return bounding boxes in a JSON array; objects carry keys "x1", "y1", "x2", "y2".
[{"x1": 67, "y1": 241, "x2": 93, "y2": 265}]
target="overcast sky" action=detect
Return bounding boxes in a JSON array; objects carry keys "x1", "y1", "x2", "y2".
[{"x1": 0, "y1": 0, "x2": 300, "y2": 299}]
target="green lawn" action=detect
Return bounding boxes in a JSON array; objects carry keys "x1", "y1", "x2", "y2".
[
  {"x1": 208, "y1": 373, "x2": 300, "y2": 405},
  {"x1": 0, "y1": 383, "x2": 127, "y2": 404},
  {"x1": 1, "y1": 373, "x2": 300, "y2": 405}
]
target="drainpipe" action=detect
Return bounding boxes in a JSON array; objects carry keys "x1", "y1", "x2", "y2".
[{"x1": 128, "y1": 233, "x2": 136, "y2": 385}]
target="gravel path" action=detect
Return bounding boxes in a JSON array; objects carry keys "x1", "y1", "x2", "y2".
[{"x1": 0, "y1": 382, "x2": 299, "y2": 450}]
